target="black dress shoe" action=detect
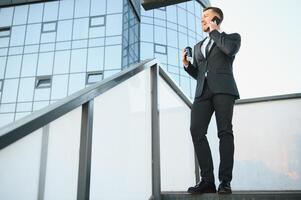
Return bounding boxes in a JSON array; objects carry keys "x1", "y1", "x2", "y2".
[
  {"x1": 187, "y1": 181, "x2": 216, "y2": 194},
  {"x1": 218, "y1": 181, "x2": 232, "y2": 194}
]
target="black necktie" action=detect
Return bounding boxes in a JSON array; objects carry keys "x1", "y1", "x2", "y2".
[{"x1": 205, "y1": 38, "x2": 212, "y2": 57}]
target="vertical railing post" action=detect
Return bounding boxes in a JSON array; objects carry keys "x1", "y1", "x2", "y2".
[
  {"x1": 151, "y1": 64, "x2": 161, "y2": 200},
  {"x1": 77, "y1": 100, "x2": 94, "y2": 200}
]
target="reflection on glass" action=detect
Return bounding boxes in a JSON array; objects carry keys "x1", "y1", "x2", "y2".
[
  {"x1": 25, "y1": 24, "x2": 41, "y2": 45},
  {"x1": 13, "y1": 5, "x2": 28, "y2": 25},
  {"x1": 70, "y1": 49, "x2": 87, "y2": 73},
  {"x1": 154, "y1": 26, "x2": 166, "y2": 45},
  {"x1": 59, "y1": 0, "x2": 74, "y2": 20},
  {"x1": 53, "y1": 50, "x2": 70, "y2": 74},
  {"x1": 104, "y1": 45, "x2": 121, "y2": 70},
  {"x1": 42, "y1": 22, "x2": 57, "y2": 33},
  {"x1": 106, "y1": 14, "x2": 122, "y2": 36},
  {"x1": 57, "y1": 20, "x2": 72, "y2": 41},
  {"x1": 10, "y1": 26, "x2": 26, "y2": 46},
  {"x1": 43, "y1": 1, "x2": 58, "y2": 22},
  {"x1": 73, "y1": 18, "x2": 89, "y2": 40},
  {"x1": 90, "y1": 16, "x2": 105, "y2": 27},
  {"x1": 28, "y1": 3, "x2": 43, "y2": 23},
  {"x1": 0, "y1": 7, "x2": 14, "y2": 27},
  {"x1": 18, "y1": 77, "x2": 35, "y2": 102},
  {"x1": 68, "y1": 73, "x2": 85, "y2": 95},
  {"x1": 90, "y1": 0, "x2": 106, "y2": 16},
  {"x1": 21, "y1": 53, "x2": 38, "y2": 77},
  {"x1": 87, "y1": 47, "x2": 104, "y2": 71},
  {"x1": 74, "y1": 0, "x2": 90, "y2": 18},
  {"x1": 5, "y1": 55, "x2": 22, "y2": 78},
  {"x1": 51, "y1": 74, "x2": 68, "y2": 99},
  {"x1": 1, "y1": 79, "x2": 19, "y2": 103},
  {"x1": 37, "y1": 52, "x2": 54, "y2": 76}
]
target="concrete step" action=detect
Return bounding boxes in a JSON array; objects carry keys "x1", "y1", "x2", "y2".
[{"x1": 161, "y1": 191, "x2": 301, "y2": 200}]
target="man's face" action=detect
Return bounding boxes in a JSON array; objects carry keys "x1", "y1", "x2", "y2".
[{"x1": 201, "y1": 9, "x2": 220, "y2": 32}]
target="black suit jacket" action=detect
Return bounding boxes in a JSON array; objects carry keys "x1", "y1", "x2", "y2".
[{"x1": 184, "y1": 30, "x2": 241, "y2": 99}]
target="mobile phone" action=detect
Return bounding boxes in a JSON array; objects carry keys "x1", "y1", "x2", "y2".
[
  {"x1": 206, "y1": 16, "x2": 221, "y2": 32},
  {"x1": 212, "y1": 16, "x2": 221, "y2": 25}
]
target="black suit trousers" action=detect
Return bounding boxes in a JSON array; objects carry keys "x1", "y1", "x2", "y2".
[{"x1": 190, "y1": 78, "x2": 235, "y2": 183}]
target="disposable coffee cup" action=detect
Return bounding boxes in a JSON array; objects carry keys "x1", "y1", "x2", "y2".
[{"x1": 185, "y1": 46, "x2": 192, "y2": 62}]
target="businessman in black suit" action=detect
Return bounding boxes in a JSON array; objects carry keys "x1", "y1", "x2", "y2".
[{"x1": 182, "y1": 7, "x2": 241, "y2": 194}]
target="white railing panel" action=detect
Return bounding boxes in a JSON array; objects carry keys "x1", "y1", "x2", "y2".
[
  {"x1": 43, "y1": 107, "x2": 82, "y2": 200},
  {"x1": 0, "y1": 128, "x2": 43, "y2": 200},
  {"x1": 159, "y1": 76, "x2": 196, "y2": 191},
  {"x1": 90, "y1": 69, "x2": 152, "y2": 200},
  {"x1": 207, "y1": 98, "x2": 301, "y2": 190}
]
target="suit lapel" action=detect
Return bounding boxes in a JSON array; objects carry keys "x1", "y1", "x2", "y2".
[{"x1": 206, "y1": 42, "x2": 216, "y2": 58}]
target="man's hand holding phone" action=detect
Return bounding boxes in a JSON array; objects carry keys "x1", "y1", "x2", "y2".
[{"x1": 208, "y1": 16, "x2": 221, "y2": 32}]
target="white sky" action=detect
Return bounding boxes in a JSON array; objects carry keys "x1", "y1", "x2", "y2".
[{"x1": 209, "y1": 0, "x2": 301, "y2": 98}]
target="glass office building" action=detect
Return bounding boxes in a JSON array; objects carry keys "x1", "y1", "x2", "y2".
[{"x1": 0, "y1": 0, "x2": 209, "y2": 127}]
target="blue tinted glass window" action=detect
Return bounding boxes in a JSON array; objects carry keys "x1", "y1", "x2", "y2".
[
  {"x1": 0, "y1": 37, "x2": 9, "y2": 48},
  {"x1": 21, "y1": 53, "x2": 38, "y2": 77},
  {"x1": 0, "y1": 103, "x2": 16, "y2": 113},
  {"x1": 167, "y1": 29, "x2": 178, "y2": 48},
  {"x1": 68, "y1": 73, "x2": 85, "y2": 95},
  {"x1": 74, "y1": 0, "x2": 90, "y2": 18},
  {"x1": 25, "y1": 24, "x2": 41, "y2": 45},
  {"x1": 58, "y1": 0, "x2": 74, "y2": 20},
  {"x1": 70, "y1": 49, "x2": 87, "y2": 73},
  {"x1": 40, "y1": 43, "x2": 55, "y2": 52},
  {"x1": 2, "y1": 78, "x2": 19, "y2": 103},
  {"x1": 10, "y1": 26, "x2": 26, "y2": 46},
  {"x1": 13, "y1": 5, "x2": 28, "y2": 25},
  {"x1": 5, "y1": 55, "x2": 22, "y2": 78},
  {"x1": 41, "y1": 32, "x2": 56, "y2": 43},
  {"x1": 34, "y1": 88, "x2": 51, "y2": 101},
  {"x1": 42, "y1": 21, "x2": 57, "y2": 32},
  {"x1": 8, "y1": 46, "x2": 23, "y2": 55},
  {"x1": 28, "y1": 3, "x2": 43, "y2": 23},
  {"x1": 90, "y1": 0, "x2": 106, "y2": 16},
  {"x1": 15, "y1": 112, "x2": 31, "y2": 121},
  {"x1": 16, "y1": 102, "x2": 32, "y2": 112},
  {"x1": 53, "y1": 50, "x2": 70, "y2": 74},
  {"x1": 86, "y1": 72, "x2": 103, "y2": 84},
  {"x1": 24, "y1": 45, "x2": 39, "y2": 54},
  {"x1": 154, "y1": 26, "x2": 166, "y2": 45},
  {"x1": 73, "y1": 18, "x2": 89, "y2": 40},
  {"x1": 141, "y1": 24, "x2": 153, "y2": 42},
  {"x1": 37, "y1": 52, "x2": 54, "y2": 76},
  {"x1": 90, "y1": 15, "x2": 106, "y2": 27},
  {"x1": 167, "y1": 47, "x2": 179, "y2": 66},
  {"x1": 57, "y1": 20, "x2": 72, "y2": 41},
  {"x1": 56, "y1": 41, "x2": 71, "y2": 51},
  {"x1": 178, "y1": 32, "x2": 188, "y2": 50},
  {"x1": 43, "y1": 1, "x2": 59, "y2": 22},
  {"x1": 107, "y1": 0, "x2": 122, "y2": 14},
  {"x1": 87, "y1": 47, "x2": 104, "y2": 72},
  {"x1": 188, "y1": 13, "x2": 196, "y2": 32},
  {"x1": 140, "y1": 42, "x2": 154, "y2": 60},
  {"x1": 177, "y1": 7, "x2": 187, "y2": 27},
  {"x1": 18, "y1": 77, "x2": 35, "y2": 102},
  {"x1": 51, "y1": 74, "x2": 68, "y2": 99},
  {"x1": 154, "y1": 44, "x2": 166, "y2": 54},
  {"x1": 0, "y1": 113, "x2": 14, "y2": 128},
  {"x1": 89, "y1": 26, "x2": 105, "y2": 38},
  {"x1": 0, "y1": 57, "x2": 6, "y2": 79},
  {"x1": 33, "y1": 101, "x2": 49, "y2": 111},
  {"x1": 0, "y1": 7, "x2": 14, "y2": 27},
  {"x1": 104, "y1": 45, "x2": 121, "y2": 70},
  {"x1": 106, "y1": 14, "x2": 122, "y2": 36}
]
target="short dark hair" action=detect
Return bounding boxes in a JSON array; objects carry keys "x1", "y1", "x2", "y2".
[{"x1": 203, "y1": 7, "x2": 224, "y2": 22}]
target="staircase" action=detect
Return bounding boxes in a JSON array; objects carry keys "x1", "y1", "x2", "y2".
[
  {"x1": 161, "y1": 191, "x2": 301, "y2": 200},
  {"x1": 1, "y1": 59, "x2": 301, "y2": 200}
]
